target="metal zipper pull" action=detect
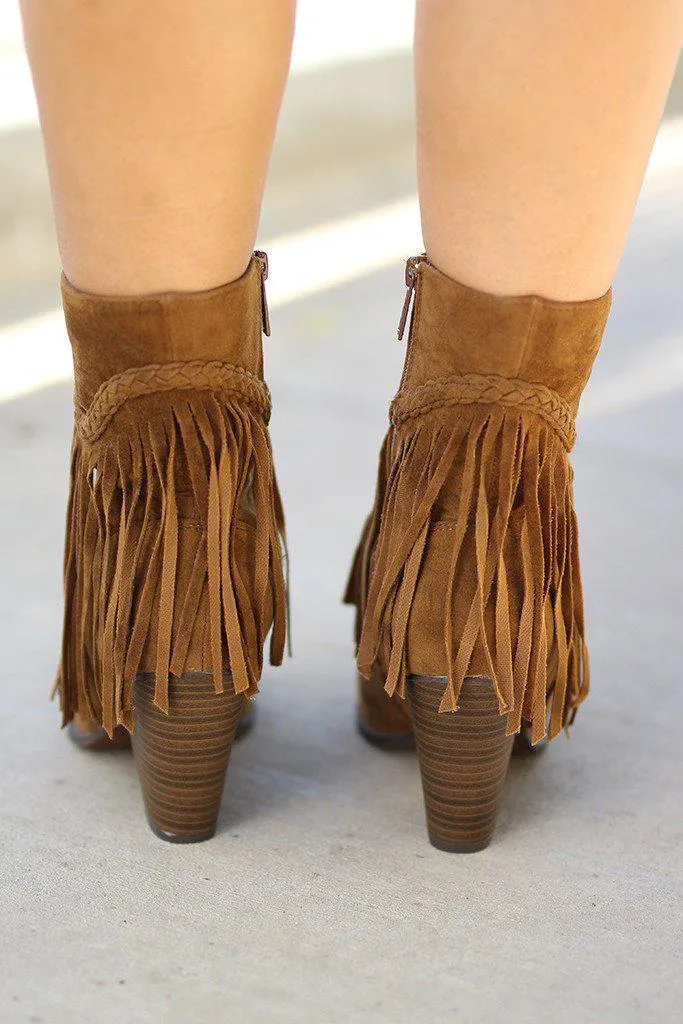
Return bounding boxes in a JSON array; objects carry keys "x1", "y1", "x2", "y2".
[
  {"x1": 254, "y1": 249, "x2": 271, "y2": 337},
  {"x1": 397, "y1": 253, "x2": 429, "y2": 340}
]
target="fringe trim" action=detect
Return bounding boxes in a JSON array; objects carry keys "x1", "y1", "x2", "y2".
[
  {"x1": 56, "y1": 374, "x2": 286, "y2": 737},
  {"x1": 353, "y1": 396, "x2": 588, "y2": 744}
]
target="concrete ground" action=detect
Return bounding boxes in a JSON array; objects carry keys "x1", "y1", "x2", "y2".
[{"x1": 1, "y1": 13, "x2": 682, "y2": 1024}]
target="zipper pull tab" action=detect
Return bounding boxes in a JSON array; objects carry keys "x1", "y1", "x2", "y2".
[
  {"x1": 397, "y1": 253, "x2": 428, "y2": 340},
  {"x1": 254, "y1": 249, "x2": 271, "y2": 337}
]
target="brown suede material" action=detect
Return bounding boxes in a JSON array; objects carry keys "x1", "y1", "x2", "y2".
[
  {"x1": 402, "y1": 260, "x2": 611, "y2": 416},
  {"x1": 403, "y1": 516, "x2": 557, "y2": 681},
  {"x1": 357, "y1": 666, "x2": 413, "y2": 737},
  {"x1": 63, "y1": 257, "x2": 265, "y2": 412},
  {"x1": 350, "y1": 256, "x2": 611, "y2": 742},
  {"x1": 402, "y1": 260, "x2": 609, "y2": 686},
  {"x1": 136, "y1": 520, "x2": 272, "y2": 675},
  {"x1": 56, "y1": 253, "x2": 286, "y2": 735}
]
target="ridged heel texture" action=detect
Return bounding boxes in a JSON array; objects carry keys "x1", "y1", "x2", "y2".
[
  {"x1": 133, "y1": 674, "x2": 245, "y2": 843},
  {"x1": 407, "y1": 677, "x2": 515, "y2": 852}
]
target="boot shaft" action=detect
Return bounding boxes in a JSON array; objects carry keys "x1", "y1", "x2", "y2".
[
  {"x1": 352, "y1": 255, "x2": 612, "y2": 744},
  {"x1": 62, "y1": 252, "x2": 270, "y2": 411},
  {"x1": 56, "y1": 252, "x2": 286, "y2": 737},
  {"x1": 399, "y1": 255, "x2": 611, "y2": 417}
]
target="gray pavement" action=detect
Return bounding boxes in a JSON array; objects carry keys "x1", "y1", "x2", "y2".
[{"x1": 1, "y1": 48, "x2": 683, "y2": 1024}]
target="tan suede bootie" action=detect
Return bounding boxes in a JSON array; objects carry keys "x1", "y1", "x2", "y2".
[
  {"x1": 346, "y1": 254, "x2": 611, "y2": 851},
  {"x1": 56, "y1": 251, "x2": 287, "y2": 841}
]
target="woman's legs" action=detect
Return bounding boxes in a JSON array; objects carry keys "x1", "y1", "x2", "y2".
[
  {"x1": 21, "y1": 2, "x2": 294, "y2": 799},
  {"x1": 20, "y1": 0, "x2": 296, "y2": 294},
  {"x1": 415, "y1": 0, "x2": 683, "y2": 300},
  {"x1": 351, "y1": 3, "x2": 682, "y2": 849}
]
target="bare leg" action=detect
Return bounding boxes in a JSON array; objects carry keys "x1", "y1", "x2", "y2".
[
  {"x1": 20, "y1": 0, "x2": 295, "y2": 294},
  {"x1": 415, "y1": 0, "x2": 683, "y2": 300}
]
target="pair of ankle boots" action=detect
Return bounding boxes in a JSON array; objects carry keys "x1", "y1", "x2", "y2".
[{"x1": 56, "y1": 250, "x2": 611, "y2": 850}]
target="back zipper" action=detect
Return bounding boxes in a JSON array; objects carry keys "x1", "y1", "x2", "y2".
[
  {"x1": 254, "y1": 249, "x2": 271, "y2": 337},
  {"x1": 397, "y1": 253, "x2": 430, "y2": 340}
]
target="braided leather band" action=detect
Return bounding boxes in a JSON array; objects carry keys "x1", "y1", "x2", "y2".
[
  {"x1": 77, "y1": 360, "x2": 271, "y2": 443},
  {"x1": 390, "y1": 372, "x2": 576, "y2": 451}
]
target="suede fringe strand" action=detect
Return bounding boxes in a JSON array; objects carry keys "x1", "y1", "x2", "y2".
[
  {"x1": 352, "y1": 403, "x2": 588, "y2": 744},
  {"x1": 56, "y1": 388, "x2": 286, "y2": 737}
]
